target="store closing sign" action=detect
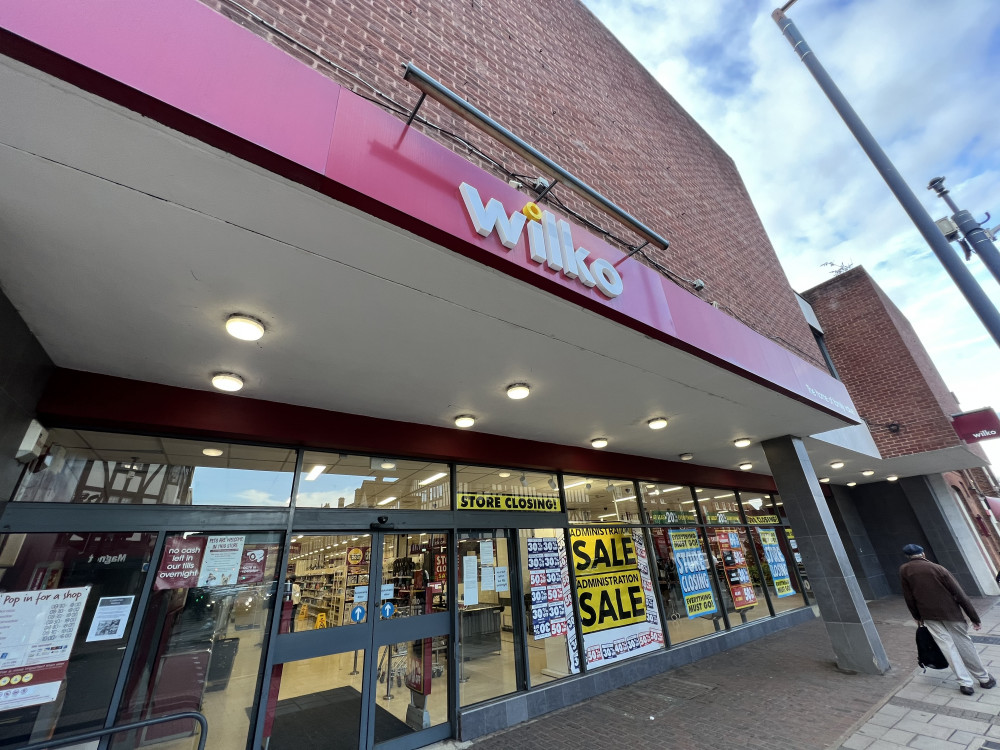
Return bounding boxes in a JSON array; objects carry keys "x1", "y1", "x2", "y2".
[
  {"x1": 457, "y1": 493, "x2": 562, "y2": 512},
  {"x1": 570, "y1": 527, "x2": 662, "y2": 666}
]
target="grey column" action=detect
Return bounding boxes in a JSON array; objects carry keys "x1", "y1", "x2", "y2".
[
  {"x1": 762, "y1": 436, "x2": 890, "y2": 674},
  {"x1": 827, "y1": 485, "x2": 892, "y2": 600}
]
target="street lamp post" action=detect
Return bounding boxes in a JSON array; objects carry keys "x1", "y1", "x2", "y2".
[
  {"x1": 928, "y1": 176, "x2": 1000, "y2": 287},
  {"x1": 772, "y1": 8, "x2": 1000, "y2": 349}
]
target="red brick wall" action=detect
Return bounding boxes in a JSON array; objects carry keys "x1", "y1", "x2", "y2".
[
  {"x1": 196, "y1": 0, "x2": 825, "y2": 368},
  {"x1": 802, "y1": 267, "x2": 967, "y2": 458}
]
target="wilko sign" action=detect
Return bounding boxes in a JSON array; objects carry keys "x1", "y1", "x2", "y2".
[
  {"x1": 460, "y1": 183, "x2": 624, "y2": 299},
  {"x1": 952, "y1": 408, "x2": 1000, "y2": 444}
]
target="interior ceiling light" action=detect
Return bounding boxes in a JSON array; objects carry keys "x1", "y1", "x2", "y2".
[
  {"x1": 887, "y1": 475, "x2": 899, "y2": 482},
  {"x1": 830, "y1": 461, "x2": 845, "y2": 470},
  {"x1": 418, "y1": 472, "x2": 447, "y2": 487},
  {"x1": 739, "y1": 462, "x2": 753, "y2": 471},
  {"x1": 679, "y1": 453, "x2": 694, "y2": 461},
  {"x1": 225, "y1": 314, "x2": 265, "y2": 341},
  {"x1": 606, "y1": 481, "x2": 615, "y2": 491},
  {"x1": 211, "y1": 373, "x2": 244, "y2": 392},
  {"x1": 506, "y1": 383, "x2": 530, "y2": 400},
  {"x1": 647, "y1": 417, "x2": 668, "y2": 430},
  {"x1": 548, "y1": 477, "x2": 558, "y2": 490},
  {"x1": 498, "y1": 471, "x2": 511, "y2": 478},
  {"x1": 862, "y1": 469, "x2": 875, "y2": 476},
  {"x1": 591, "y1": 437, "x2": 608, "y2": 449},
  {"x1": 202, "y1": 448, "x2": 224, "y2": 457},
  {"x1": 564, "y1": 479, "x2": 587, "y2": 489},
  {"x1": 380, "y1": 459, "x2": 396, "y2": 470},
  {"x1": 847, "y1": 481, "x2": 857, "y2": 487},
  {"x1": 519, "y1": 472, "x2": 528, "y2": 487},
  {"x1": 818, "y1": 477, "x2": 830, "y2": 483},
  {"x1": 305, "y1": 465, "x2": 326, "y2": 481},
  {"x1": 733, "y1": 438, "x2": 752, "y2": 448},
  {"x1": 378, "y1": 496, "x2": 397, "y2": 506},
  {"x1": 454, "y1": 415, "x2": 476, "y2": 428}
]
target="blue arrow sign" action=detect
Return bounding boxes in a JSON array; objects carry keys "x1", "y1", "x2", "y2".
[
  {"x1": 381, "y1": 602, "x2": 395, "y2": 619},
  {"x1": 350, "y1": 605, "x2": 366, "y2": 623}
]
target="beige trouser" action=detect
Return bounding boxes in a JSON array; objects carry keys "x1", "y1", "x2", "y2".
[{"x1": 924, "y1": 619, "x2": 990, "y2": 687}]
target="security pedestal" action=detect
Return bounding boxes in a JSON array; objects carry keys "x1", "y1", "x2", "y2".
[{"x1": 762, "y1": 436, "x2": 890, "y2": 675}]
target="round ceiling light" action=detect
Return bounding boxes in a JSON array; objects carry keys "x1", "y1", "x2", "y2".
[
  {"x1": 454, "y1": 415, "x2": 476, "y2": 428},
  {"x1": 862, "y1": 469, "x2": 875, "y2": 476},
  {"x1": 847, "y1": 481, "x2": 857, "y2": 487},
  {"x1": 591, "y1": 437, "x2": 608, "y2": 449},
  {"x1": 679, "y1": 453, "x2": 694, "y2": 461},
  {"x1": 886, "y1": 475, "x2": 899, "y2": 482},
  {"x1": 379, "y1": 460, "x2": 396, "y2": 470},
  {"x1": 202, "y1": 448, "x2": 224, "y2": 457},
  {"x1": 830, "y1": 461, "x2": 845, "y2": 470},
  {"x1": 211, "y1": 373, "x2": 244, "y2": 392},
  {"x1": 818, "y1": 477, "x2": 830, "y2": 483},
  {"x1": 506, "y1": 383, "x2": 531, "y2": 400},
  {"x1": 647, "y1": 417, "x2": 668, "y2": 430},
  {"x1": 225, "y1": 314, "x2": 265, "y2": 341},
  {"x1": 739, "y1": 462, "x2": 753, "y2": 471},
  {"x1": 498, "y1": 471, "x2": 511, "y2": 478},
  {"x1": 733, "y1": 438, "x2": 752, "y2": 448}
]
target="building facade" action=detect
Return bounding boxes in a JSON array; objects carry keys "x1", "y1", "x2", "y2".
[{"x1": 0, "y1": 2, "x2": 992, "y2": 749}]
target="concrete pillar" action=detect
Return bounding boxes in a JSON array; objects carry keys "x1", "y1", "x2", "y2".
[
  {"x1": 762, "y1": 436, "x2": 890, "y2": 674},
  {"x1": 827, "y1": 485, "x2": 892, "y2": 600},
  {"x1": 900, "y1": 474, "x2": 999, "y2": 597}
]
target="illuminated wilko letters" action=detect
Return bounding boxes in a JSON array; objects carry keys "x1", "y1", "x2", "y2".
[{"x1": 459, "y1": 182, "x2": 625, "y2": 299}]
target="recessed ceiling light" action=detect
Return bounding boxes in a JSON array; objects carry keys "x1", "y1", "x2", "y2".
[
  {"x1": 847, "y1": 481, "x2": 857, "y2": 487},
  {"x1": 418, "y1": 472, "x2": 447, "y2": 487},
  {"x1": 305, "y1": 465, "x2": 326, "y2": 481},
  {"x1": 648, "y1": 417, "x2": 668, "y2": 430},
  {"x1": 498, "y1": 471, "x2": 511, "y2": 478},
  {"x1": 378, "y1": 496, "x2": 397, "y2": 506},
  {"x1": 739, "y1": 462, "x2": 753, "y2": 471},
  {"x1": 454, "y1": 415, "x2": 476, "y2": 428},
  {"x1": 733, "y1": 438, "x2": 752, "y2": 448},
  {"x1": 564, "y1": 479, "x2": 588, "y2": 489},
  {"x1": 830, "y1": 461, "x2": 845, "y2": 470},
  {"x1": 506, "y1": 383, "x2": 531, "y2": 400},
  {"x1": 225, "y1": 314, "x2": 265, "y2": 341},
  {"x1": 211, "y1": 372, "x2": 244, "y2": 392},
  {"x1": 380, "y1": 460, "x2": 396, "y2": 470},
  {"x1": 202, "y1": 448, "x2": 224, "y2": 457},
  {"x1": 887, "y1": 475, "x2": 899, "y2": 482},
  {"x1": 818, "y1": 477, "x2": 830, "y2": 483},
  {"x1": 591, "y1": 437, "x2": 608, "y2": 449},
  {"x1": 862, "y1": 470, "x2": 875, "y2": 476},
  {"x1": 679, "y1": 453, "x2": 694, "y2": 461}
]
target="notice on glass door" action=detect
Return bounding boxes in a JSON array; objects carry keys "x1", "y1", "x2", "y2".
[
  {"x1": 463, "y1": 555, "x2": 479, "y2": 606},
  {"x1": 85, "y1": 596, "x2": 134, "y2": 642},
  {"x1": 0, "y1": 586, "x2": 90, "y2": 711},
  {"x1": 197, "y1": 535, "x2": 246, "y2": 586}
]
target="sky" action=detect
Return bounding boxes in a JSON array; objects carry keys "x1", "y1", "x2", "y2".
[{"x1": 583, "y1": 0, "x2": 1000, "y2": 473}]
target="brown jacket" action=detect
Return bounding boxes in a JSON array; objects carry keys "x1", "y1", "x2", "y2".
[{"x1": 899, "y1": 557, "x2": 979, "y2": 625}]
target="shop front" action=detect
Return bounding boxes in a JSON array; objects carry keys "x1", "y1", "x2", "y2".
[{"x1": 0, "y1": 424, "x2": 810, "y2": 750}]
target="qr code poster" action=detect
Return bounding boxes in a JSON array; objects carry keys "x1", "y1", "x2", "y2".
[{"x1": 85, "y1": 596, "x2": 135, "y2": 642}]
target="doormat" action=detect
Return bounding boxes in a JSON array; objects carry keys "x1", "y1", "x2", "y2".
[{"x1": 266, "y1": 685, "x2": 412, "y2": 746}]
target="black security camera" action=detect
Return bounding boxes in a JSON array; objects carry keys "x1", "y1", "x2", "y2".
[{"x1": 378, "y1": 515, "x2": 389, "y2": 524}]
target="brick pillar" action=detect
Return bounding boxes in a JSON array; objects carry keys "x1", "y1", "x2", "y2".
[{"x1": 762, "y1": 436, "x2": 890, "y2": 674}]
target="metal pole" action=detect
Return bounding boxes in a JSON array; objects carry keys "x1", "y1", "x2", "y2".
[
  {"x1": 772, "y1": 9, "x2": 1000, "y2": 348},
  {"x1": 929, "y1": 177, "x2": 1000, "y2": 286}
]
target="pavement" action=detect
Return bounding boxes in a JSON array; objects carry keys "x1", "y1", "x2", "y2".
[{"x1": 441, "y1": 595, "x2": 1000, "y2": 750}]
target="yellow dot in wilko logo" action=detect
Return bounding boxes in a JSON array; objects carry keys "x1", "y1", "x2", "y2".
[
  {"x1": 521, "y1": 202, "x2": 542, "y2": 222},
  {"x1": 22, "y1": 673, "x2": 32, "y2": 683},
  {"x1": 0, "y1": 677, "x2": 8, "y2": 686},
  {"x1": 10, "y1": 675, "x2": 20, "y2": 685}
]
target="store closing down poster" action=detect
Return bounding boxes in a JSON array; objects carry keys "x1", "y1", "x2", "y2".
[
  {"x1": 758, "y1": 529, "x2": 794, "y2": 597},
  {"x1": 667, "y1": 528, "x2": 718, "y2": 618},
  {"x1": 717, "y1": 530, "x2": 756, "y2": 609},
  {"x1": 0, "y1": 586, "x2": 90, "y2": 711},
  {"x1": 526, "y1": 537, "x2": 567, "y2": 639},
  {"x1": 570, "y1": 527, "x2": 662, "y2": 666}
]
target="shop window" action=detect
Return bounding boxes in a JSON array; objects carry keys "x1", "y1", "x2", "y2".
[
  {"x1": 639, "y1": 483, "x2": 697, "y2": 524},
  {"x1": 13, "y1": 429, "x2": 295, "y2": 507},
  {"x1": 457, "y1": 531, "x2": 520, "y2": 706},
  {"x1": 298, "y1": 453, "x2": 450, "y2": 510},
  {"x1": 705, "y1": 527, "x2": 770, "y2": 625},
  {"x1": 563, "y1": 475, "x2": 639, "y2": 523},
  {"x1": 285, "y1": 534, "x2": 373, "y2": 632},
  {"x1": 648, "y1": 526, "x2": 722, "y2": 642},
  {"x1": 695, "y1": 487, "x2": 742, "y2": 525},
  {"x1": 380, "y1": 533, "x2": 449, "y2": 620},
  {"x1": 748, "y1": 527, "x2": 804, "y2": 613},
  {"x1": 455, "y1": 465, "x2": 561, "y2": 513},
  {"x1": 569, "y1": 525, "x2": 664, "y2": 667},
  {"x1": 0, "y1": 532, "x2": 156, "y2": 747},
  {"x1": 518, "y1": 529, "x2": 580, "y2": 685},
  {"x1": 784, "y1": 528, "x2": 814, "y2": 604},
  {"x1": 740, "y1": 492, "x2": 779, "y2": 525},
  {"x1": 114, "y1": 531, "x2": 282, "y2": 750}
]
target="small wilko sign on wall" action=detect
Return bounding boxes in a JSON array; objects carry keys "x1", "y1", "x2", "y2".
[{"x1": 952, "y1": 408, "x2": 1000, "y2": 444}]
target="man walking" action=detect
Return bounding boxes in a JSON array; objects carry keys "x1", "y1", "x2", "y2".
[{"x1": 900, "y1": 543, "x2": 995, "y2": 695}]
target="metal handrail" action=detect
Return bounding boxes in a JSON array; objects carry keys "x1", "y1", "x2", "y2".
[{"x1": 18, "y1": 711, "x2": 208, "y2": 750}]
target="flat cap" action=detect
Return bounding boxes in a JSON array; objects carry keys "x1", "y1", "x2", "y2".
[{"x1": 902, "y1": 544, "x2": 924, "y2": 556}]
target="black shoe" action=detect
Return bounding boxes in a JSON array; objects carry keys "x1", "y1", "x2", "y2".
[
  {"x1": 981, "y1": 676, "x2": 996, "y2": 689},
  {"x1": 960, "y1": 685, "x2": 975, "y2": 696}
]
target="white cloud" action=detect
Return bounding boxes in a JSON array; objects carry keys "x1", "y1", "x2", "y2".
[{"x1": 584, "y1": 0, "x2": 1000, "y2": 472}]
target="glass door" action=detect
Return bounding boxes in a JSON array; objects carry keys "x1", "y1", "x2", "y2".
[{"x1": 263, "y1": 531, "x2": 451, "y2": 750}]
